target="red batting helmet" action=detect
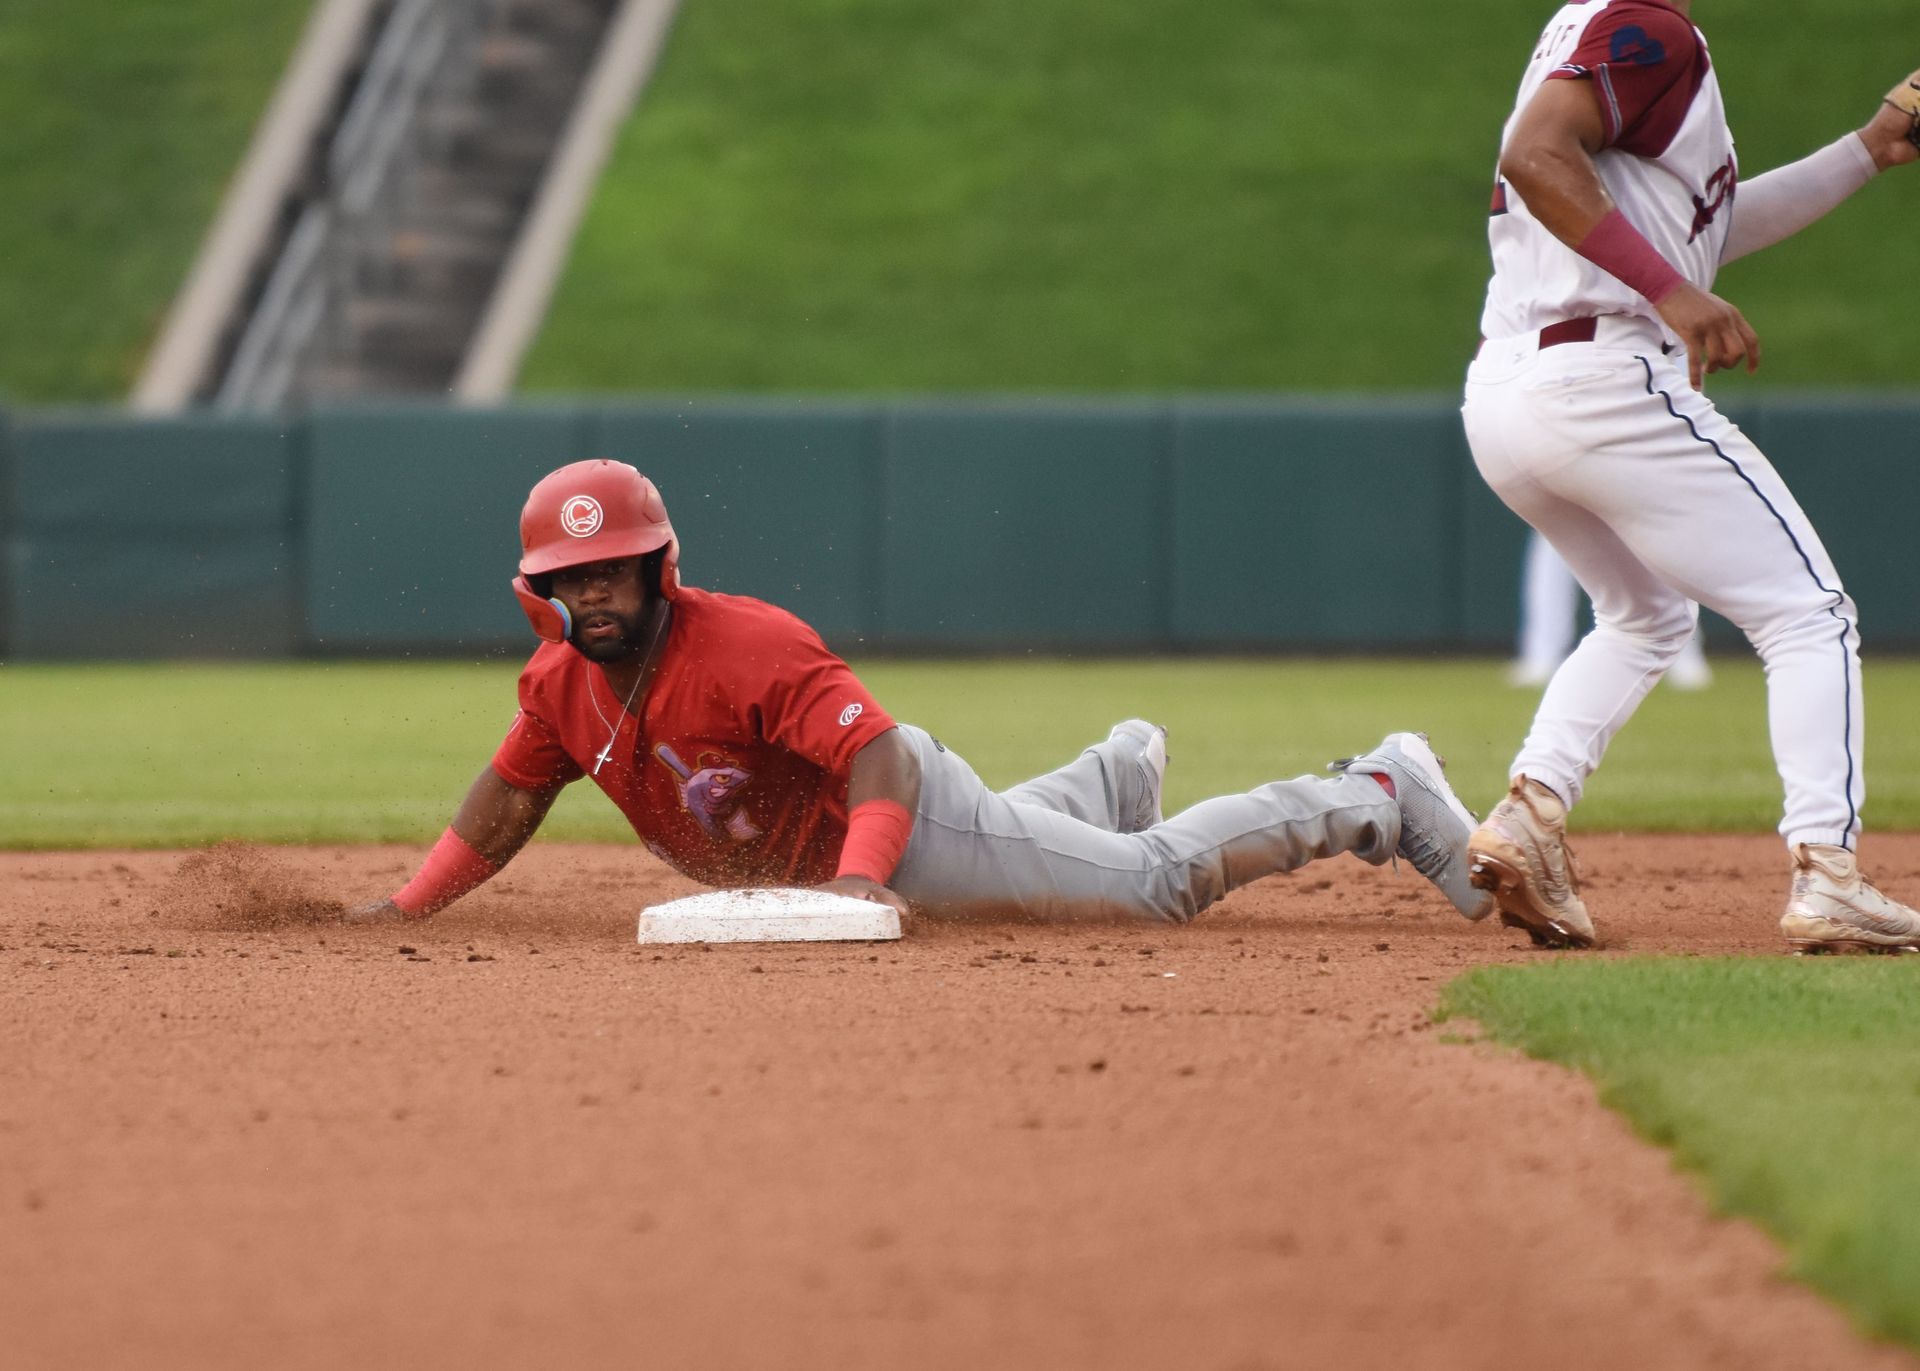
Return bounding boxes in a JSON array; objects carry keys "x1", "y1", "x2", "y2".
[{"x1": 512, "y1": 459, "x2": 682, "y2": 642}]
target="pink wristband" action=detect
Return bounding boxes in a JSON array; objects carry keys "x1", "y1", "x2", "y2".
[
  {"x1": 391, "y1": 827, "x2": 500, "y2": 917},
  {"x1": 835, "y1": 799, "x2": 914, "y2": 884},
  {"x1": 1574, "y1": 209, "x2": 1685, "y2": 305}
]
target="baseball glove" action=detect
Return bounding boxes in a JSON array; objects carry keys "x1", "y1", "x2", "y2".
[{"x1": 1886, "y1": 70, "x2": 1920, "y2": 148}]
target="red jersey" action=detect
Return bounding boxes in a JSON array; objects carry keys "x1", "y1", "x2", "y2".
[{"x1": 490, "y1": 587, "x2": 897, "y2": 886}]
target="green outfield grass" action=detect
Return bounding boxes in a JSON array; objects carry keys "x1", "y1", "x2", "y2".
[
  {"x1": 1443, "y1": 960, "x2": 1920, "y2": 1349},
  {"x1": 6, "y1": 655, "x2": 1920, "y2": 848},
  {"x1": 0, "y1": 0, "x2": 312, "y2": 402},
  {"x1": 4, "y1": 1, "x2": 1912, "y2": 401},
  {"x1": 526, "y1": 0, "x2": 1920, "y2": 394}
]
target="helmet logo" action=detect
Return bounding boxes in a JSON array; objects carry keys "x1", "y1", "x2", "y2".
[{"x1": 561, "y1": 495, "x2": 604, "y2": 537}]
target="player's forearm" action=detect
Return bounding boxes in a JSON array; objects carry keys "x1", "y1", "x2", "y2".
[
  {"x1": 1498, "y1": 75, "x2": 1615, "y2": 251},
  {"x1": 836, "y1": 729, "x2": 921, "y2": 886},
  {"x1": 845, "y1": 727, "x2": 921, "y2": 812},
  {"x1": 1720, "y1": 134, "x2": 1878, "y2": 266},
  {"x1": 391, "y1": 767, "x2": 555, "y2": 916},
  {"x1": 450, "y1": 766, "x2": 556, "y2": 865},
  {"x1": 1499, "y1": 138, "x2": 1616, "y2": 250},
  {"x1": 391, "y1": 829, "x2": 499, "y2": 918},
  {"x1": 1504, "y1": 142, "x2": 1685, "y2": 307},
  {"x1": 1500, "y1": 77, "x2": 1685, "y2": 306}
]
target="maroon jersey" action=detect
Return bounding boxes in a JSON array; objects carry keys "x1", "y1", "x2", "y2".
[
  {"x1": 491, "y1": 587, "x2": 897, "y2": 886},
  {"x1": 1548, "y1": 0, "x2": 1706, "y2": 158}
]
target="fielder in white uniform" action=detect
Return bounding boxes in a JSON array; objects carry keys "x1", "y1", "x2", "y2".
[{"x1": 1459, "y1": 0, "x2": 1920, "y2": 952}]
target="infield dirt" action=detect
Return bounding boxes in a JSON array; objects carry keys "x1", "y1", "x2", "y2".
[{"x1": 5, "y1": 836, "x2": 1918, "y2": 1371}]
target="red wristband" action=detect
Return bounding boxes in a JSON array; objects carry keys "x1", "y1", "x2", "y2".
[
  {"x1": 1574, "y1": 209, "x2": 1685, "y2": 305},
  {"x1": 391, "y1": 827, "x2": 500, "y2": 918},
  {"x1": 835, "y1": 799, "x2": 914, "y2": 885}
]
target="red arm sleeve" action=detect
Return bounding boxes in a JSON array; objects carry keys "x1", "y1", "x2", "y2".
[{"x1": 1547, "y1": 3, "x2": 1704, "y2": 156}]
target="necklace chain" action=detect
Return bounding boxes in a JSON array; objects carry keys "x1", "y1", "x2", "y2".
[{"x1": 588, "y1": 608, "x2": 669, "y2": 775}]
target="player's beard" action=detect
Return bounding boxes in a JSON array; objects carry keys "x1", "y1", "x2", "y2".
[{"x1": 572, "y1": 602, "x2": 655, "y2": 664}]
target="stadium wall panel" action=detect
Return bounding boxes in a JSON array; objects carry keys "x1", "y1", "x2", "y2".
[
  {"x1": 302, "y1": 406, "x2": 592, "y2": 650},
  {"x1": 5, "y1": 413, "x2": 299, "y2": 658},
  {"x1": 879, "y1": 402, "x2": 1170, "y2": 650},
  {"x1": 3, "y1": 398, "x2": 1918, "y2": 658},
  {"x1": 587, "y1": 402, "x2": 886, "y2": 644},
  {"x1": 1170, "y1": 400, "x2": 1464, "y2": 646},
  {"x1": 0, "y1": 408, "x2": 12, "y2": 656}
]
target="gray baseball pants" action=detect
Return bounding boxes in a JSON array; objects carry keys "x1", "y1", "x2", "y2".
[{"x1": 887, "y1": 722, "x2": 1400, "y2": 923}]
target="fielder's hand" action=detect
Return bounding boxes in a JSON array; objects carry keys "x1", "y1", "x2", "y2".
[
  {"x1": 817, "y1": 876, "x2": 911, "y2": 918},
  {"x1": 1863, "y1": 69, "x2": 1920, "y2": 170},
  {"x1": 1653, "y1": 282, "x2": 1762, "y2": 389}
]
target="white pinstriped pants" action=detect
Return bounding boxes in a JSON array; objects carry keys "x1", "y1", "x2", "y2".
[{"x1": 1463, "y1": 316, "x2": 1863, "y2": 851}]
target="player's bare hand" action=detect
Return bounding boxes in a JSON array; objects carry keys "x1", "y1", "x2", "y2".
[
  {"x1": 817, "y1": 876, "x2": 911, "y2": 917},
  {"x1": 342, "y1": 898, "x2": 410, "y2": 924},
  {"x1": 1655, "y1": 283, "x2": 1761, "y2": 389},
  {"x1": 1861, "y1": 69, "x2": 1920, "y2": 170}
]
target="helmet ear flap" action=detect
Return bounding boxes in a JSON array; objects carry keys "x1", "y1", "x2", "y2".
[
  {"x1": 639, "y1": 547, "x2": 676, "y2": 602},
  {"x1": 513, "y1": 576, "x2": 572, "y2": 643}
]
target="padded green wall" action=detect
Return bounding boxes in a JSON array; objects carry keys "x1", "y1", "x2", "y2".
[
  {"x1": 303, "y1": 407, "x2": 589, "y2": 649},
  {"x1": 587, "y1": 402, "x2": 885, "y2": 642},
  {"x1": 6, "y1": 413, "x2": 299, "y2": 657},
  {"x1": 881, "y1": 403, "x2": 1170, "y2": 648},
  {"x1": 0, "y1": 408, "x2": 12, "y2": 655},
  {"x1": 1171, "y1": 401, "x2": 1466, "y2": 645},
  {"x1": 2, "y1": 398, "x2": 1917, "y2": 659}
]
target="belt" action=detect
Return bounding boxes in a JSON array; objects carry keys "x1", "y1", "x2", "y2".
[
  {"x1": 1475, "y1": 317, "x2": 1599, "y2": 358},
  {"x1": 1476, "y1": 315, "x2": 1676, "y2": 359},
  {"x1": 1537, "y1": 318, "x2": 1599, "y2": 348}
]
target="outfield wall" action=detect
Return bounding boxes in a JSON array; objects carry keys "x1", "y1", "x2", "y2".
[{"x1": 3, "y1": 398, "x2": 1916, "y2": 658}]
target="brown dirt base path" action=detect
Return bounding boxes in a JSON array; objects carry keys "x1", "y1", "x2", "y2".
[{"x1": 5, "y1": 835, "x2": 1919, "y2": 1371}]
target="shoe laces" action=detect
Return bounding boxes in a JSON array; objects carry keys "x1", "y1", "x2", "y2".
[
  {"x1": 1327, "y1": 752, "x2": 1424, "y2": 877},
  {"x1": 1511, "y1": 777, "x2": 1565, "y2": 826},
  {"x1": 1499, "y1": 781, "x2": 1582, "y2": 893},
  {"x1": 1395, "y1": 818, "x2": 1453, "y2": 883}
]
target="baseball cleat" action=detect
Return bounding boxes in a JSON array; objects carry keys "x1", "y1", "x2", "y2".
[
  {"x1": 1467, "y1": 776, "x2": 1596, "y2": 949},
  {"x1": 1109, "y1": 720, "x2": 1169, "y2": 832},
  {"x1": 1330, "y1": 732, "x2": 1493, "y2": 922},
  {"x1": 1781, "y1": 844, "x2": 1920, "y2": 955}
]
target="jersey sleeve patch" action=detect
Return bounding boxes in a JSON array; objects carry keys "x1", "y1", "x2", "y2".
[
  {"x1": 1606, "y1": 23, "x2": 1667, "y2": 68},
  {"x1": 1547, "y1": 3, "x2": 1704, "y2": 158}
]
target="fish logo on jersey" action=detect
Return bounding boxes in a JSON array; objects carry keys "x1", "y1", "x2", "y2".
[{"x1": 653, "y1": 743, "x2": 763, "y2": 841}]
